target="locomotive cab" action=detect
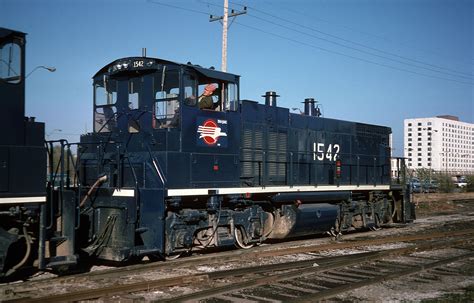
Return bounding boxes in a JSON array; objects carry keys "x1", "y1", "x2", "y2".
[{"x1": 92, "y1": 57, "x2": 239, "y2": 135}]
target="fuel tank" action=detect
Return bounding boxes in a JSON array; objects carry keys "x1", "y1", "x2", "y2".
[{"x1": 268, "y1": 203, "x2": 339, "y2": 239}]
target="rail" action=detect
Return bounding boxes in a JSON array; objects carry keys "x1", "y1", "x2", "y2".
[{"x1": 9, "y1": 228, "x2": 474, "y2": 302}]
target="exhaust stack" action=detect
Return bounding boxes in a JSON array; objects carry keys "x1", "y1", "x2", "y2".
[
  {"x1": 262, "y1": 91, "x2": 279, "y2": 107},
  {"x1": 304, "y1": 98, "x2": 315, "y2": 116},
  {"x1": 303, "y1": 98, "x2": 321, "y2": 117}
]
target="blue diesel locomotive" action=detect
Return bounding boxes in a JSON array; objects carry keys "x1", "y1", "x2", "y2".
[
  {"x1": 74, "y1": 56, "x2": 413, "y2": 262},
  {"x1": 0, "y1": 27, "x2": 413, "y2": 277}
]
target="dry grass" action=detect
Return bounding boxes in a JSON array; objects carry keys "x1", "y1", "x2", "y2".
[{"x1": 413, "y1": 192, "x2": 474, "y2": 216}]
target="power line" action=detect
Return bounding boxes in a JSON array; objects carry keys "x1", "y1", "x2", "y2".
[
  {"x1": 147, "y1": 0, "x2": 209, "y2": 16},
  {"x1": 209, "y1": 0, "x2": 474, "y2": 82},
  {"x1": 147, "y1": 0, "x2": 474, "y2": 85},
  {"x1": 245, "y1": 13, "x2": 473, "y2": 81},
  {"x1": 234, "y1": 21, "x2": 474, "y2": 86},
  {"x1": 229, "y1": 1, "x2": 474, "y2": 80},
  {"x1": 258, "y1": 0, "x2": 474, "y2": 67}
]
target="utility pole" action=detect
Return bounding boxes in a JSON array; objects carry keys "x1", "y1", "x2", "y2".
[{"x1": 209, "y1": 0, "x2": 246, "y2": 72}]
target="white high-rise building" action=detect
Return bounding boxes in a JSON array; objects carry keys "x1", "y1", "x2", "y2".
[{"x1": 404, "y1": 115, "x2": 474, "y2": 174}]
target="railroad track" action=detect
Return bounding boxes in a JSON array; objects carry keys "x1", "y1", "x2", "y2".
[
  {"x1": 3, "y1": 227, "x2": 474, "y2": 302},
  {"x1": 163, "y1": 241, "x2": 474, "y2": 302}
]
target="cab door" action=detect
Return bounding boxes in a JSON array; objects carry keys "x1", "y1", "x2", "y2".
[{"x1": 180, "y1": 81, "x2": 241, "y2": 188}]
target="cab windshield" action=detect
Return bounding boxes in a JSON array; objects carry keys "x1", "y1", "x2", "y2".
[{"x1": 94, "y1": 76, "x2": 118, "y2": 133}]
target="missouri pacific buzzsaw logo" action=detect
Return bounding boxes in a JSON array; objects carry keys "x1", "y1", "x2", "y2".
[{"x1": 197, "y1": 118, "x2": 228, "y2": 147}]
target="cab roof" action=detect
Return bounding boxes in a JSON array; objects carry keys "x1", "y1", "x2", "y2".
[
  {"x1": 0, "y1": 27, "x2": 26, "y2": 40},
  {"x1": 93, "y1": 56, "x2": 240, "y2": 83}
]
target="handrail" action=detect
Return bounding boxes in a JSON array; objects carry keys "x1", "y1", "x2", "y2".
[
  {"x1": 240, "y1": 151, "x2": 391, "y2": 188},
  {"x1": 45, "y1": 139, "x2": 68, "y2": 229},
  {"x1": 122, "y1": 144, "x2": 139, "y2": 191},
  {"x1": 146, "y1": 144, "x2": 167, "y2": 189}
]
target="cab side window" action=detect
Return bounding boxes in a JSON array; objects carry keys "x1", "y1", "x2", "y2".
[
  {"x1": 195, "y1": 79, "x2": 239, "y2": 112},
  {"x1": 197, "y1": 82, "x2": 220, "y2": 110},
  {"x1": 0, "y1": 42, "x2": 22, "y2": 84},
  {"x1": 225, "y1": 82, "x2": 238, "y2": 111}
]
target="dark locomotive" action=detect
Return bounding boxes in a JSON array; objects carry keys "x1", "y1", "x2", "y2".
[
  {"x1": 0, "y1": 27, "x2": 414, "y2": 278},
  {"x1": 0, "y1": 28, "x2": 46, "y2": 278}
]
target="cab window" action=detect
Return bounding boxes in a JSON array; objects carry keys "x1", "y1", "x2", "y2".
[
  {"x1": 196, "y1": 79, "x2": 238, "y2": 112},
  {"x1": 94, "y1": 106, "x2": 117, "y2": 133},
  {"x1": 94, "y1": 76, "x2": 118, "y2": 133},
  {"x1": 95, "y1": 76, "x2": 117, "y2": 106},
  {"x1": 197, "y1": 82, "x2": 220, "y2": 110},
  {"x1": 128, "y1": 77, "x2": 142, "y2": 109},
  {"x1": 225, "y1": 82, "x2": 238, "y2": 111},
  {"x1": 0, "y1": 42, "x2": 22, "y2": 84},
  {"x1": 153, "y1": 67, "x2": 180, "y2": 128}
]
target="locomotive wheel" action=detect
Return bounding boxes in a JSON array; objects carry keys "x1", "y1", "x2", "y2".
[
  {"x1": 369, "y1": 214, "x2": 382, "y2": 231},
  {"x1": 235, "y1": 228, "x2": 254, "y2": 249}
]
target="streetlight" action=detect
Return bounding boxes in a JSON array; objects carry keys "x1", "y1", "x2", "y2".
[{"x1": 26, "y1": 65, "x2": 56, "y2": 78}]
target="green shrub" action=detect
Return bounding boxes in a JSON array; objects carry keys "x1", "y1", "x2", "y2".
[
  {"x1": 466, "y1": 175, "x2": 474, "y2": 192},
  {"x1": 434, "y1": 174, "x2": 454, "y2": 193}
]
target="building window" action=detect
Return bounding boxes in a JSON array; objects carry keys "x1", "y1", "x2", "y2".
[
  {"x1": 408, "y1": 123, "x2": 412, "y2": 126},
  {"x1": 418, "y1": 123, "x2": 422, "y2": 126}
]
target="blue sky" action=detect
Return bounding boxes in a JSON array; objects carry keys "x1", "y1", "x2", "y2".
[{"x1": 1, "y1": 0, "x2": 473, "y2": 156}]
